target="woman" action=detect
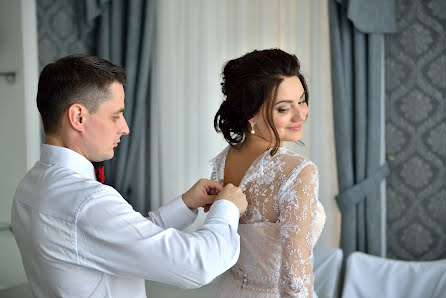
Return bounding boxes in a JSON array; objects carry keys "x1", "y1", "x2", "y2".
[{"x1": 210, "y1": 49, "x2": 326, "y2": 297}]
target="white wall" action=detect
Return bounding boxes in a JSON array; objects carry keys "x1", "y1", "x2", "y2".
[
  {"x1": 0, "y1": 0, "x2": 40, "y2": 289},
  {"x1": 0, "y1": 0, "x2": 40, "y2": 225}
]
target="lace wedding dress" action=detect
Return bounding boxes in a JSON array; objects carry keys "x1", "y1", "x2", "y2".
[{"x1": 208, "y1": 146, "x2": 326, "y2": 298}]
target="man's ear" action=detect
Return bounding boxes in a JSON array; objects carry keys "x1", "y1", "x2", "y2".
[{"x1": 67, "y1": 104, "x2": 87, "y2": 132}]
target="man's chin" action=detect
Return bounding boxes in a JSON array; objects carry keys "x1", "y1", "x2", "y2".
[
  {"x1": 94, "y1": 152, "x2": 114, "y2": 162},
  {"x1": 105, "y1": 151, "x2": 115, "y2": 160}
]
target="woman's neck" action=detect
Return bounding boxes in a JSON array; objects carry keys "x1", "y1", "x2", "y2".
[{"x1": 238, "y1": 133, "x2": 281, "y2": 154}]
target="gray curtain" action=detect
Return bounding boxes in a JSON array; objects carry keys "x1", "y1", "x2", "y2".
[
  {"x1": 329, "y1": 0, "x2": 396, "y2": 258},
  {"x1": 78, "y1": 0, "x2": 156, "y2": 214}
]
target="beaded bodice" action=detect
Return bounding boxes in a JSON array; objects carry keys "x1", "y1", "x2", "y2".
[{"x1": 210, "y1": 146, "x2": 326, "y2": 297}]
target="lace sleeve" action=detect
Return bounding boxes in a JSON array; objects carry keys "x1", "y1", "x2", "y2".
[
  {"x1": 278, "y1": 162, "x2": 318, "y2": 298},
  {"x1": 209, "y1": 157, "x2": 218, "y2": 181}
]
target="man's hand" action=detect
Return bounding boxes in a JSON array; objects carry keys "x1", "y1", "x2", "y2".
[
  {"x1": 215, "y1": 183, "x2": 247, "y2": 216},
  {"x1": 182, "y1": 180, "x2": 247, "y2": 216},
  {"x1": 182, "y1": 179, "x2": 223, "y2": 210}
]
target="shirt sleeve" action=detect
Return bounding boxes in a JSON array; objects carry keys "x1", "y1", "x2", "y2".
[
  {"x1": 278, "y1": 162, "x2": 318, "y2": 298},
  {"x1": 76, "y1": 189, "x2": 240, "y2": 289},
  {"x1": 147, "y1": 196, "x2": 198, "y2": 230}
]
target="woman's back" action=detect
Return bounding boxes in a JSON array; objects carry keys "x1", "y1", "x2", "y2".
[{"x1": 210, "y1": 146, "x2": 326, "y2": 297}]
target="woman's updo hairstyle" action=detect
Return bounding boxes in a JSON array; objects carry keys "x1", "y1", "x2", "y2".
[{"x1": 214, "y1": 48, "x2": 309, "y2": 154}]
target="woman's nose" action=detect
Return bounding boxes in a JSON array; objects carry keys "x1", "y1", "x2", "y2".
[{"x1": 293, "y1": 106, "x2": 307, "y2": 121}]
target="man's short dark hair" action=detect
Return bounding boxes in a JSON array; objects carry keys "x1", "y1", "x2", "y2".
[{"x1": 36, "y1": 54, "x2": 127, "y2": 134}]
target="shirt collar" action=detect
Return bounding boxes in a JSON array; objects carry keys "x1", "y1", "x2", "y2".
[{"x1": 40, "y1": 144, "x2": 96, "y2": 181}]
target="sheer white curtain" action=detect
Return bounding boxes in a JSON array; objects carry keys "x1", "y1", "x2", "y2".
[{"x1": 151, "y1": 0, "x2": 340, "y2": 248}]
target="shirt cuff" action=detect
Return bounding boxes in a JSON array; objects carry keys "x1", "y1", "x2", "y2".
[
  {"x1": 158, "y1": 196, "x2": 198, "y2": 228},
  {"x1": 204, "y1": 199, "x2": 240, "y2": 231}
]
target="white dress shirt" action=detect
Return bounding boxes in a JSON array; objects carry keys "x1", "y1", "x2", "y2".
[{"x1": 11, "y1": 144, "x2": 240, "y2": 298}]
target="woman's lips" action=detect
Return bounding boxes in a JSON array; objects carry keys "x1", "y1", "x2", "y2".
[{"x1": 289, "y1": 125, "x2": 302, "y2": 131}]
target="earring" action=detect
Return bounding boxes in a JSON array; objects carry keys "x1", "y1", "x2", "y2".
[{"x1": 250, "y1": 121, "x2": 255, "y2": 134}]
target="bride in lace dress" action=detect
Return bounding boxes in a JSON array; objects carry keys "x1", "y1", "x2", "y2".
[{"x1": 207, "y1": 49, "x2": 326, "y2": 297}]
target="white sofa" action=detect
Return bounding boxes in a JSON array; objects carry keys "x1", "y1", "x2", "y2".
[{"x1": 342, "y1": 252, "x2": 446, "y2": 298}]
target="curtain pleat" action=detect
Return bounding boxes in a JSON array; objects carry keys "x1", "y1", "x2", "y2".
[
  {"x1": 329, "y1": 0, "x2": 395, "y2": 259},
  {"x1": 79, "y1": 0, "x2": 155, "y2": 214}
]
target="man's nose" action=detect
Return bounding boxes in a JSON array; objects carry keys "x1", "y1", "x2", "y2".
[{"x1": 121, "y1": 117, "x2": 130, "y2": 135}]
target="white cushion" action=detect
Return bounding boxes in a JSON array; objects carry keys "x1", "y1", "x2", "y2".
[
  {"x1": 314, "y1": 248, "x2": 343, "y2": 298},
  {"x1": 342, "y1": 252, "x2": 446, "y2": 298}
]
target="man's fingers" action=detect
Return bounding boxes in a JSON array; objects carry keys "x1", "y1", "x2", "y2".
[
  {"x1": 203, "y1": 194, "x2": 218, "y2": 204},
  {"x1": 208, "y1": 188, "x2": 219, "y2": 195},
  {"x1": 214, "y1": 183, "x2": 247, "y2": 216},
  {"x1": 202, "y1": 179, "x2": 223, "y2": 193}
]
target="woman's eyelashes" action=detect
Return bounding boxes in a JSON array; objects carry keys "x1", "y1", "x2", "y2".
[
  {"x1": 276, "y1": 98, "x2": 306, "y2": 112},
  {"x1": 276, "y1": 107, "x2": 290, "y2": 113}
]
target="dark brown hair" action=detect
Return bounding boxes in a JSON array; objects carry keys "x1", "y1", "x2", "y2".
[
  {"x1": 214, "y1": 49, "x2": 309, "y2": 155},
  {"x1": 36, "y1": 54, "x2": 126, "y2": 134}
]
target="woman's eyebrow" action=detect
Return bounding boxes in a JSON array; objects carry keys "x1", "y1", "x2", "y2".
[
  {"x1": 274, "y1": 100, "x2": 293, "y2": 106},
  {"x1": 274, "y1": 93, "x2": 304, "y2": 106}
]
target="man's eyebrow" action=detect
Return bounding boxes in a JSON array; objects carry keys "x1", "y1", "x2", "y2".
[
  {"x1": 114, "y1": 108, "x2": 125, "y2": 114},
  {"x1": 274, "y1": 93, "x2": 305, "y2": 106}
]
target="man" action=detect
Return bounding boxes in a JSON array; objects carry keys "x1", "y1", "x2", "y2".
[{"x1": 11, "y1": 54, "x2": 247, "y2": 298}]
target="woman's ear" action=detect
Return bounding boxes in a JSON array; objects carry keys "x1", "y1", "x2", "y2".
[
  {"x1": 67, "y1": 104, "x2": 86, "y2": 132},
  {"x1": 249, "y1": 110, "x2": 262, "y2": 124}
]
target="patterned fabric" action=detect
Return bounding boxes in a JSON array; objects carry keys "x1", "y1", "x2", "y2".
[
  {"x1": 37, "y1": 0, "x2": 92, "y2": 71},
  {"x1": 385, "y1": 0, "x2": 446, "y2": 261},
  {"x1": 210, "y1": 147, "x2": 326, "y2": 297}
]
